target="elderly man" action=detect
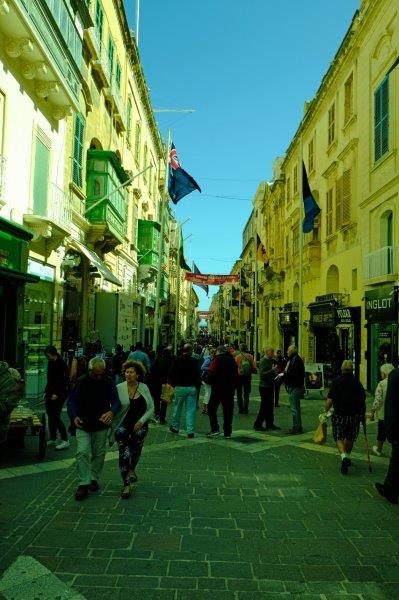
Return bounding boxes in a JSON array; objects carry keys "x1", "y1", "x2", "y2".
[
  {"x1": 68, "y1": 357, "x2": 121, "y2": 501},
  {"x1": 284, "y1": 345, "x2": 305, "y2": 434},
  {"x1": 253, "y1": 347, "x2": 280, "y2": 432},
  {"x1": 168, "y1": 344, "x2": 201, "y2": 438}
]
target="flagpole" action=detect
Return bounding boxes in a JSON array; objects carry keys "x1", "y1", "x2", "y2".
[
  {"x1": 238, "y1": 264, "x2": 242, "y2": 345},
  {"x1": 173, "y1": 228, "x2": 181, "y2": 355},
  {"x1": 153, "y1": 130, "x2": 171, "y2": 351},
  {"x1": 298, "y1": 138, "x2": 304, "y2": 358},
  {"x1": 135, "y1": 0, "x2": 140, "y2": 46},
  {"x1": 252, "y1": 208, "x2": 258, "y2": 358}
]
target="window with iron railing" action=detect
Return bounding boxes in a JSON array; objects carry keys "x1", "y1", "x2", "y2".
[{"x1": 374, "y1": 77, "x2": 389, "y2": 162}]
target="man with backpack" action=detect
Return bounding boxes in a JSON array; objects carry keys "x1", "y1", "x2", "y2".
[{"x1": 235, "y1": 343, "x2": 256, "y2": 414}]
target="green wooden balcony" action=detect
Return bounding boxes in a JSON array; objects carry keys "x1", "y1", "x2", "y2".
[
  {"x1": 137, "y1": 219, "x2": 160, "y2": 267},
  {"x1": 85, "y1": 150, "x2": 129, "y2": 251}
]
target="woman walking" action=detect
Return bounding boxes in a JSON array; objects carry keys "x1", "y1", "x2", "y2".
[
  {"x1": 201, "y1": 347, "x2": 216, "y2": 414},
  {"x1": 370, "y1": 363, "x2": 394, "y2": 456},
  {"x1": 113, "y1": 360, "x2": 154, "y2": 498},
  {"x1": 324, "y1": 360, "x2": 366, "y2": 474},
  {"x1": 44, "y1": 346, "x2": 71, "y2": 450}
]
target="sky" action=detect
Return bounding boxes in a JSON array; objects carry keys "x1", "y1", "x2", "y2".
[{"x1": 125, "y1": 0, "x2": 360, "y2": 311}]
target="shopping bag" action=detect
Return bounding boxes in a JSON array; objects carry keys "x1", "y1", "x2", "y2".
[
  {"x1": 161, "y1": 383, "x2": 174, "y2": 404},
  {"x1": 313, "y1": 421, "x2": 327, "y2": 445}
]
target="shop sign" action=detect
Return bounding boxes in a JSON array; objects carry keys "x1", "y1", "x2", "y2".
[
  {"x1": 27, "y1": 259, "x2": 55, "y2": 282},
  {"x1": 336, "y1": 307, "x2": 352, "y2": 324},
  {"x1": 364, "y1": 285, "x2": 397, "y2": 322},
  {"x1": 309, "y1": 304, "x2": 336, "y2": 328},
  {"x1": 279, "y1": 311, "x2": 298, "y2": 329},
  {"x1": 0, "y1": 230, "x2": 22, "y2": 271}
]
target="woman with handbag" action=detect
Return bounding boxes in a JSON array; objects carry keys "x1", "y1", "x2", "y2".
[
  {"x1": 200, "y1": 347, "x2": 216, "y2": 414},
  {"x1": 113, "y1": 360, "x2": 154, "y2": 498}
]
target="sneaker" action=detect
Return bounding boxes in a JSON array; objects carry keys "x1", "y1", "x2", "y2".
[
  {"x1": 169, "y1": 426, "x2": 179, "y2": 434},
  {"x1": 55, "y1": 440, "x2": 70, "y2": 450},
  {"x1": 224, "y1": 434, "x2": 232, "y2": 439},
  {"x1": 89, "y1": 480, "x2": 99, "y2": 492},
  {"x1": 121, "y1": 484, "x2": 131, "y2": 499},
  {"x1": 206, "y1": 431, "x2": 220, "y2": 437},
  {"x1": 340, "y1": 457, "x2": 351, "y2": 475},
  {"x1": 373, "y1": 446, "x2": 382, "y2": 457},
  {"x1": 187, "y1": 433, "x2": 195, "y2": 439},
  {"x1": 375, "y1": 482, "x2": 398, "y2": 505},
  {"x1": 75, "y1": 485, "x2": 89, "y2": 501},
  {"x1": 47, "y1": 440, "x2": 57, "y2": 447},
  {"x1": 267, "y1": 425, "x2": 281, "y2": 431}
]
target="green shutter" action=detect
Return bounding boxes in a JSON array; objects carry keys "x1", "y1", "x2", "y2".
[
  {"x1": 33, "y1": 138, "x2": 50, "y2": 216},
  {"x1": 126, "y1": 97, "x2": 132, "y2": 141},
  {"x1": 95, "y1": 1, "x2": 103, "y2": 42},
  {"x1": 108, "y1": 38, "x2": 114, "y2": 77},
  {"x1": 375, "y1": 77, "x2": 389, "y2": 161},
  {"x1": 116, "y1": 62, "x2": 121, "y2": 89},
  {"x1": 72, "y1": 114, "x2": 85, "y2": 187}
]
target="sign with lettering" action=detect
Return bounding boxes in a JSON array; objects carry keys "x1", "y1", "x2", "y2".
[
  {"x1": 309, "y1": 304, "x2": 336, "y2": 328},
  {"x1": 364, "y1": 285, "x2": 397, "y2": 322},
  {"x1": 185, "y1": 273, "x2": 239, "y2": 285}
]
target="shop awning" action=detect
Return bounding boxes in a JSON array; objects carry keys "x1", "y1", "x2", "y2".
[
  {"x1": 0, "y1": 266, "x2": 40, "y2": 283},
  {"x1": 71, "y1": 240, "x2": 122, "y2": 287}
]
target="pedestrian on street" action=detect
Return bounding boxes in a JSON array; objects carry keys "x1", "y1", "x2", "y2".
[
  {"x1": 370, "y1": 363, "x2": 394, "y2": 457},
  {"x1": 168, "y1": 344, "x2": 201, "y2": 438},
  {"x1": 253, "y1": 347, "x2": 280, "y2": 432},
  {"x1": 284, "y1": 345, "x2": 305, "y2": 434},
  {"x1": 44, "y1": 346, "x2": 71, "y2": 450},
  {"x1": 206, "y1": 345, "x2": 238, "y2": 439},
  {"x1": 201, "y1": 347, "x2": 216, "y2": 414},
  {"x1": 375, "y1": 367, "x2": 399, "y2": 504},
  {"x1": 113, "y1": 360, "x2": 154, "y2": 499},
  {"x1": 67, "y1": 357, "x2": 121, "y2": 501},
  {"x1": 235, "y1": 343, "x2": 256, "y2": 414},
  {"x1": 148, "y1": 345, "x2": 174, "y2": 424},
  {"x1": 324, "y1": 360, "x2": 366, "y2": 475},
  {"x1": 274, "y1": 349, "x2": 287, "y2": 407},
  {"x1": 0, "y1": 361, "x2": 19, "y2": 444},
  {"x1": 112, "y1": 344, "x2": 126, "y2": 384},
  {"x1": 127, "y1": 341, "x2": 151, "y2": 375}
]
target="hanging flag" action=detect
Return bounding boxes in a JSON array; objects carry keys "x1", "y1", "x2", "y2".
[
  {"x1": 179, "y1": 230, "x2": 191, "y2": 271},
  {"x1": 302, "y1": 162, "x2": 320, "y2": 233},
  {"x1": 386, "y1": 56, "x2": 399, "y2": 77},
  {"x1": 240, "y1": 269, "x2": 249, "y2": 289},
  {"x1": 256, "y1": 234, "x2": 269, "y2": 266},
  {"x1": 168, "y1": 144, "x2": 201, "y2": 204},
  {"x1": 185, "y1": 273, "x2": 239, "y2": 285},
  {"x1": 192, "y1": 262, "x2": 209, "y2": 295}
]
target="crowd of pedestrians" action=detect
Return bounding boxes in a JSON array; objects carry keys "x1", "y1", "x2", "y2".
[{"x1": 0, "y1": 336, "x2": 398, "y2": 506}]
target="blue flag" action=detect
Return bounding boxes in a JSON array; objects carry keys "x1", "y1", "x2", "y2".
[
  {"x1": 302, "y1": 162, "x2": 320, "y2": 233},
  {"x1": 192, "y1": 262, "x2": 208, "y2": 296},
  {"x1": 168, "y1": 144, "x2": 201, "y2": 204}
]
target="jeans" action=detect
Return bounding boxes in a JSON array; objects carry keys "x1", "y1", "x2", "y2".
[
  {"x1": 115, "y1": 424, "x2": 148, "y2": 485},
  {"x1": 208, "y1": 388, "x2": 234, "y2": 436},
  {"x1": 236, "y1": 375, "x2": 251, "y2": 411},
  {"x1": 45, "y1": 395, "x2": 68, "y2": 441},
  {"x1": 384, "y1": 441, "x2": 399, "y2": 497},
  {"x1": 75, "y1": 428, "x2": 108, "y2": 485},
  {"x1": 254, "y1": 386, "x2": 275, "y2": 428},
  {"x1": 171, "y1": 386, "x2": 197, "y2": 434},
  {"x1": 288, "y1": 387, "x2": 303, "y2": 430}
]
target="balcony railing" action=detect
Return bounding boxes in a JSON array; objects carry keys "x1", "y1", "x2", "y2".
[
  {"x1": 364, "y1": 246, "x2": 399, "y2": 280},
  {"x1": 48, "y1": 183, "x2": 71, "y2": 230},
  {"x1": 0, "y1": 155, "x2": 6, "y2": 202},
  {"x1": 92, "y1": 41, "x2": 111, "y2": 87}
]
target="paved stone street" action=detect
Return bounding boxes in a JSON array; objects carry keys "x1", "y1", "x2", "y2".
[{"x1": 1, "y1": 384, "x2": 398, "y2": 600}]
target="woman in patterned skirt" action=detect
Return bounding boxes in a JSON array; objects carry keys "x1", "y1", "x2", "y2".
[
  {"x1": 324, "y1": 360, "x2": 366, "y2": 474},
  {"x1": 113, "y1": 360, "x2": 154, "y2": 498}
]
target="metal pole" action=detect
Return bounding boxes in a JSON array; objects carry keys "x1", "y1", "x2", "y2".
[
  {"x1": 238, "y1": 265, "x2": 242, "y2": 345},
  {"x1": 298, "y1": 139, "x2": 304, "y2": 357},
  {"x1": 174, "y1": 235, "x2": 181, "y2": 355},
  {"x1": 252, "y1": 208, "x2": 258, "y2": 358},
  {"x1": 153, "y1": 130, "x2": 171, "y2": 351},
  {"x1": 135, "y1": 0, "x2": 140, "y2": 47}
]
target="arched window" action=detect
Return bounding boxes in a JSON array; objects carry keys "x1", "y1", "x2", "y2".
[
  {"x1": 326, "y1": 265, "x2": 339, "y2": 294},
  {"x1": 89, "y1": 138, "x2": 103, "y2": 150}
]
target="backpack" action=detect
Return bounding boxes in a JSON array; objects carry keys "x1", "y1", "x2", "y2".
[{"x1": 239, "y1": 354, "x2": 251, "y2": 376}]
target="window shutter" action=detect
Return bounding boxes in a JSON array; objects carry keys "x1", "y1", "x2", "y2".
[
  {"x1": 72, "y1": 114, "x2": 84, "y2": 188},
  {"x1": 326, "y1": 189, "x2": 333, "y2": 236},
  {"x1": 33, "y1": 137, "x2": 50, "y2": 216},
  {"x1": 375, "y1": 78, "x2": 389, "y2": 161},
  {"x1": 342, "y1": 169, "x2": 351, "y2": 225},
  {"x1": 126, "y1": 97, "x2": 132, "y2": 142},
  {"x1": 335, "y1": 176, "x2": 343, "y2": 229}
]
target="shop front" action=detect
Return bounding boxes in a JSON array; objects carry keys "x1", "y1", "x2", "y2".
[
  {"x1": 364, "y1": 284, "x2": 398, "y2": 392},
  {"x1": 278, "y1": 303, "x2": 298, "y2": 354},
  {"x1": 309, "y1": 294, "x2": 361, "y2": 379},
  {"x1": 23, "y1": 259, "x2": 55, "y2": 399},
  {"x1": 0, "y1": 217, "x2": 39, "y2": 368}
]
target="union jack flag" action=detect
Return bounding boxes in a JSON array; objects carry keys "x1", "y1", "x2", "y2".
[{"x1": 168, "y1": 143, "x2": 201, "y2": 204}]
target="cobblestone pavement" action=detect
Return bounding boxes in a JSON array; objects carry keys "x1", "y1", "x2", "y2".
[{"x1": 1, "y1": 385, "x2": 398, "y2": 599}]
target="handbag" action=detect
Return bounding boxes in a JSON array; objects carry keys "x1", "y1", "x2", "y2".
[
  {"x1": 161, "y1": 383, "x2": 174, "y2": 404},
  {"x1": 313, "y1": 421, "x2": 327, "y2": 445}
]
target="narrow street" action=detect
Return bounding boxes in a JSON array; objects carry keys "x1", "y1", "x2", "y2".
[{"x1": 1, "y1": 387, "x2": 397, "y2": 600}]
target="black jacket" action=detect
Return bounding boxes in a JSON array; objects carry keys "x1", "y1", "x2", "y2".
[
  {"x1": 168, "y1": 354, "x2": 201, "y2": 388},
  {"x1": 258, "y1": 356, "x2": 276, "y2": 389},
  {"x1": 67, "y1": 374, "x2": 121, "y2": 432},
  {"x1": 284, "y1": 353, "x2": 305, "y2": 389},
  {"x1": 45, "y1": 356, "x2": 70, "y2": 400},
  {"x1": 209, "y1": 351, "x2": 238, "y2": 392},
  {"x1": 384, "y1": 368, "x2": 399, "y2": 443},
  {"x1": 328, "y1": 373, "x2": 366, "y2": 416}
]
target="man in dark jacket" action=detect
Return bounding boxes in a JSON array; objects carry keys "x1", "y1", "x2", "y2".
[
  {"x1": 68, "y1": 357, "x2": 121, "y2": 500},
  {"x1": 274, "y1": 349, "x2": 287, "y2": 407},
  {"x1": 44, "y1": 346, "x2": 71, "y2": 450},
  {"x1": 284, "y1": 345, "x2": 305, "y2": 434},
  {"x1": 253, "y1": 347, "x2": 280, "y2": 431},
  {"x1": 375, "y1": 367, "x2": 399, "y2": 504},
  {"x1": 206, "y1": 345, "x2": 238, "y2": 438},
  {"x1": 168, "y1": 344, "x2": 201, "y2": 438}
]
